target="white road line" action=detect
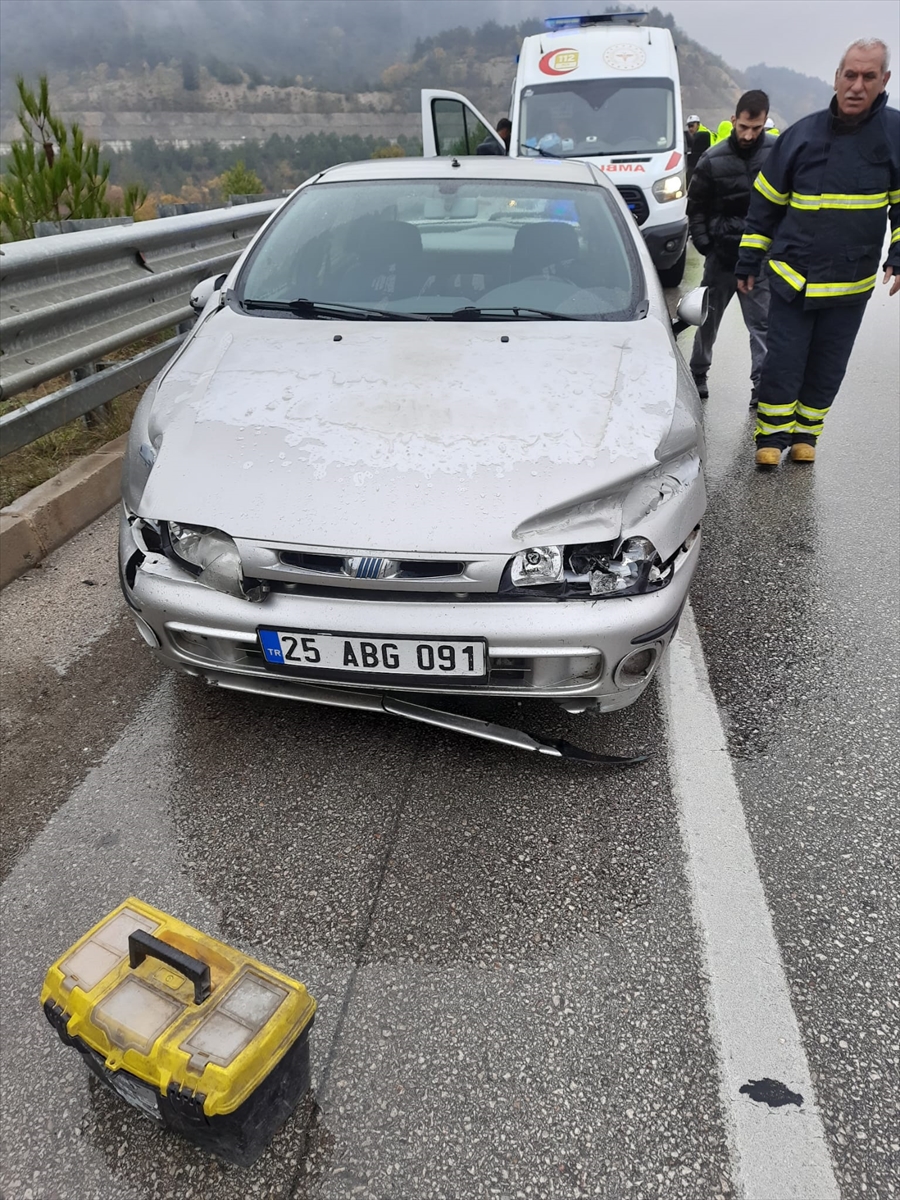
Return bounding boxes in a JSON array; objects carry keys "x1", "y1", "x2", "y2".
[{"x1": 661, "y1": 602, "x2": 841, "y2": 1200}]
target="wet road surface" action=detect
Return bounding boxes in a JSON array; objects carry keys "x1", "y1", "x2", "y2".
[
  {"x1": 1, "y1": 252, "x2": 897, "y2": 1199},
  {"x1": 684, "y1": 253, "x2": 900, "y2": 1198}
]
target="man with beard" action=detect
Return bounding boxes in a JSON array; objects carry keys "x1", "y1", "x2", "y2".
[{"x1": 688, "y1": 90, "x2": 773, "y2": 405}]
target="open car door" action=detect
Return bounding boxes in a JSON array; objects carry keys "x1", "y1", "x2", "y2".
[{"x1": 420, "y1": 90, "x2": 506, "y2": 157}]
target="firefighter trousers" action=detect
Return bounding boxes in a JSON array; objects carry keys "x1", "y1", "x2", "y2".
[
  {"x1": 689, "y1": 252, "x2": 770, "y2": 389},
  {"x1": 755, "y1": 290, "x2": 868, "y2": 449}
]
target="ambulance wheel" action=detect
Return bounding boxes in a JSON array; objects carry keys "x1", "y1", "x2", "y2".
[{"x1": 657, "y1": 250, "x2": 686, "y2": 288}]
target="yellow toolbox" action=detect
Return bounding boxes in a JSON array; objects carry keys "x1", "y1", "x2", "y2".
[{"x1": 40, "y1": 898, "x2": 316, "y2": 1166}]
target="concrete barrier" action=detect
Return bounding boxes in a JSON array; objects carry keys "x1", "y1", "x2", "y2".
[{"x1": 0, "y1": 435, "x2": 127, "y2": 588}]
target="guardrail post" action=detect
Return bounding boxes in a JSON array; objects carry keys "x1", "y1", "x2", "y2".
[{"x1": 72, "y1": 363, "x2": 108, "y2": 428}]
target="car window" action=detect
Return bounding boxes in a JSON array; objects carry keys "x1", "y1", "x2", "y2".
[{"x1": 236, "y1": 177, "x2": 644, "y2": 319}]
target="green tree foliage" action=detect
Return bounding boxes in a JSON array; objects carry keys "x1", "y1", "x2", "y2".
[
  {"x1": 207, "y1": 58, "x2": 244, "y2": 86},
  {"x1": 181, "y1": 53, "x2": 200, "y2": 91},
  {"x1": 370, "y1": 143, "x2": 405, "y2": 159},
  {"x1": 0, "y1": 1, "x2": 559, "y2": 95},
  {"x1": 0, "y1": 76, "x2": 147, "y2": 241},
  {"x1": 95, "y1": 134, "x2": 422, "y2": 198},
  {"x1": 218, "y1": 159, "x2": 265, "y2": 198},
  {"x1": 410, "y1": 19, "x2": 541, "y2": 68}
]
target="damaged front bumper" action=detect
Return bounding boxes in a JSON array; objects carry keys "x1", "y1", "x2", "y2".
[
  {"x1": 120, "y1": 516, "x2": 700, "y2": 723},
  {"x1": 193, "y1": 669, "x2": 648, "y2": 764}
]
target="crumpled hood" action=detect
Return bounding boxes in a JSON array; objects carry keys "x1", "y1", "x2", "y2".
[{"x1": 139, "y1": 308, "x2": 692, "y2": 554}]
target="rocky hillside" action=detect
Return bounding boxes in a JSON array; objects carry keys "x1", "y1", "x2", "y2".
[{"x1": 1, "y1": 9, "x2": 819, "y2": 150}]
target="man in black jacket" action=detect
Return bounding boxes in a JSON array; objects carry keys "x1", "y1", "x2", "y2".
[
  {"x1": 685, "y1": 115, "x2": 712, "y2": 185},
  {"x1": 688, "y1": 89, "x2": 773, "y2": 404},
  {"x1": 476, "y1": 118, "x2": 511, "y2": 155},
  {"x1": 736, "y1": 39, "x2": 899, "y2": 465}
]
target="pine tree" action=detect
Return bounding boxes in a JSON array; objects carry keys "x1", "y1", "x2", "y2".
[
  {"x1": 218, "y1": 160, "x2": 265, "y2": 199},
  {"x1": 0, "y1": 76, "x2": 147, "y2": 241}
]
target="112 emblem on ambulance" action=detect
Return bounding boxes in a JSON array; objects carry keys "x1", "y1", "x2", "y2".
[
  {"x1": 539, "y1": 48, "x2": 580, "y2": 75},
  {"x1": 603, "y1": 43, "x2": 647, "y2": 71}
]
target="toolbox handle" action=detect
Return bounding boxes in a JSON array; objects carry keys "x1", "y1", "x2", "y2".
[{"x1": 128, "y1": 930, "x2": 211, "y2": 1005}]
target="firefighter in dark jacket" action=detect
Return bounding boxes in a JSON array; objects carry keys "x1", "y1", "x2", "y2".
[
  {"x1": 736, "y1": 38, "x2": 900, "y2": 465},
  {"x1": 688, "y1": 89, "x2": 774, "y2": 405}
]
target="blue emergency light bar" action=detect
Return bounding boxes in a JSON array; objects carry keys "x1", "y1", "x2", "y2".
[{"x1": 544, "y1": 12, "x2": 648, "y2": 30}]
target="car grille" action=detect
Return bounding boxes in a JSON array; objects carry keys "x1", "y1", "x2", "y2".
[
  {"x1": 279, "y1": 551, "x2": 465, "y2": 580},
  {"x1": 167, "y1": 627, "x2": 602, "y2": 693},
  {"x1": 616, "y1": 185, "x2": 650, "y2": 226},
  {"x1": 235, "y1": 541, "x2": 500, "y2": 593}
]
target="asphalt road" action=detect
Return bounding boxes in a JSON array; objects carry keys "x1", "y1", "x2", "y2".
[{"x1": 1, "y1": 253, "x2": 897, "y2": 1200}]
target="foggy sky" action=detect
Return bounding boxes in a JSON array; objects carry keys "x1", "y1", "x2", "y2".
[
  {"x1": 1, "y1": 0, "x2": 898, "y2": 95},
  {"x1": 439, "y1": 0, "x2": 899, "y2": 85},
  {"x1": 655, "y1": 0, "x2": 899, "y2": 81}
]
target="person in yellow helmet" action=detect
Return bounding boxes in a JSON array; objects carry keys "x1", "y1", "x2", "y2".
[
  {"x1": 711, "y1": 119, "x2": 733, "y2": 146},
  {"x1": 685, "y1": 116, "x2": 712, "y2": 183}
]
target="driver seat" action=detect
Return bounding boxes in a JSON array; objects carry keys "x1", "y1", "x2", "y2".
[
  {"x1": 338, "y1": 220, "x2": 424, "y2": 302},
  {"x1": 510, "y1": 221, "x2": 580, "y2": 282}
]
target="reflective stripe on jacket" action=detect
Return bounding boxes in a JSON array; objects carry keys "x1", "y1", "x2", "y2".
[{"x1": 735, "y1": 92, "x2": 900, "y2": 307}]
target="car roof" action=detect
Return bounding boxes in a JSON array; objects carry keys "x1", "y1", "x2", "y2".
[{"x1": 316, "y1": 155, "x2": 608, "y2": 189}]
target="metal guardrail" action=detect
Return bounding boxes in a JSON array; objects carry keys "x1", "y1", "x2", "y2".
[{"x1": 0, "y1": 199, "x2": 281, "y2": 458}]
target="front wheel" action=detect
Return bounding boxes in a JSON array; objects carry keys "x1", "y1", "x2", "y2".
[{"x1": 657, "y1": 249, "x2": 686, "y2": 288}]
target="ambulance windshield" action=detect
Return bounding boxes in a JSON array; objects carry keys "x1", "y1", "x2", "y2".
[{"x1": 520, "y1": 77, "x2": 675, "y2": 157}]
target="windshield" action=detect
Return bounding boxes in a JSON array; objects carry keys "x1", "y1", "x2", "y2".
[
  {"x1": 520, "y1": 78, "x2": 676, "y2": 157},
  {"x1": 236, "y1": 177, "x2": 643, "y2": 320}
]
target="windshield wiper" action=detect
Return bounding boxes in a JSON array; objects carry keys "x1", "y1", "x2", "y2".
[
  {"x1": 448, "y1": 305, "x2": 582, "y2": 321},
  {"x1": 242, "y1": 298, "x2": 430, "y2": 321},
  {"x1": 518, "y1": 142, "x2": 562, "y2": 158}
]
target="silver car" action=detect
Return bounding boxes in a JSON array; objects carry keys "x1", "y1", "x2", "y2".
[{"x1": 119, "y1": 156, "x2": 707, "y2": 757}]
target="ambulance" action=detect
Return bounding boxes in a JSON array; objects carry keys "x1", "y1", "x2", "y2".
[{"x1": 421, "y1": 11, "x2": 689, "y2": 285}]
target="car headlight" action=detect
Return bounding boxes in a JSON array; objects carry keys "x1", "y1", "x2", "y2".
[
  {"x1": 164, "y1": 522, "x2": 267, "y2": 601},
  {"x1": 652, "y1": 172, "x2": 685, "y2": 202},
  {"x1": 510, "y1": 545, "x2": 563, "y2": 587},
  {"x1": 507, "y1": 537, "x2": 671, "y2": 597},
  {"x1": 571, "y1": 536, "x2": 664, "y2": 596}
]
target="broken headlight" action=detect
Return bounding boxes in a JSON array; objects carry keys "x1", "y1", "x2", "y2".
[
  {"x1": 510, "y1": 545, "x2": 563, "y2": 587},
  {"x1": 164, "y1": 523, "x2": 267, "y2": 601},
  {"x1": 569, "y1": 537, "x2": 666, "y2": 596},
  {"x1": 505, "y1": 537, "x2": 671, "y2": 598}
]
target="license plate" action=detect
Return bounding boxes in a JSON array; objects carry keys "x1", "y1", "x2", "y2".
[{"x1": 257, "y1": 629, "x2": 486, "y2": 678}]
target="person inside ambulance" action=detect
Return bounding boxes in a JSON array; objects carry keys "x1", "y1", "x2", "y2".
[
  {"x1": 532, "y1": 110, "x2": 579, "y2": 156},
  {"x1": 556, "y1": 118, "x2": 577, "y2": 153}
]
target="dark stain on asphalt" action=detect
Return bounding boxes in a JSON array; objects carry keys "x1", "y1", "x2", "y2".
[
  {"x1": 739, "y1": 1078, "x2": 803, "y2": 1108},
  {"x1": 0, "y1": 612, "x2": 164, "y2": 880}
]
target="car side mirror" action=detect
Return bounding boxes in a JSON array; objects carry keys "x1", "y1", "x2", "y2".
[
  {"x1": 671, "y1": 286, "x2": 708, "y2": 336},
  {"x1": 190, "y1": 273, "x2": 227, "y2": 313}
]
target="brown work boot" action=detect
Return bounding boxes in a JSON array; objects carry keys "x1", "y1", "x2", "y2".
[
  {"x1": 755, "y1": 447, "x2": 781, "y2": 466},
  {"x1": 790, "y1": 443, "x2": 816, "y2": 463}
]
